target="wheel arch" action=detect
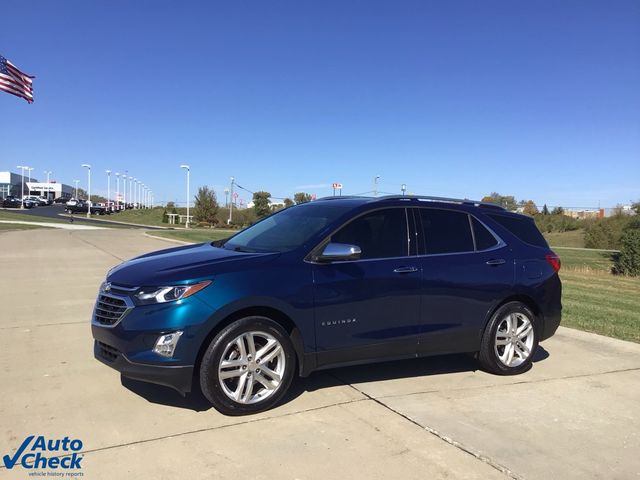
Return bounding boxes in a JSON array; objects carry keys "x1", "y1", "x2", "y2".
[
  {"x1": 194, "y1": 305, "x2": 307, "y2": 380},
  {"x1": 480, "y1": 294, "x2": 542, "y2": 346}
]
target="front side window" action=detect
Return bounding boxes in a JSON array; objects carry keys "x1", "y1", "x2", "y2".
[
  {"x1": 419, "y1": 209, "x2": 474, "y2": 254},
  {"x1": 331, "y1": 208, "x2": 408, "y2": 259}
]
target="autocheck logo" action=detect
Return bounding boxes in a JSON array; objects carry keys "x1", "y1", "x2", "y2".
[{"x1": 3, "y1": 435, "x2": 83, "y2": 471}]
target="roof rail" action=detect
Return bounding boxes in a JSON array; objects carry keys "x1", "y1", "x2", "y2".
[
  {"x1": 315, "y1": 195, "x2": 368, "y2": 201},
  {"x1": 376, "y1": 195, "x2": 505, "y2": 210}
]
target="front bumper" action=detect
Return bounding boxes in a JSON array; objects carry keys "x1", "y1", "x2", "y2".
[{"x1": 94, "y1": 340, "x2": 194, "y2": 394}]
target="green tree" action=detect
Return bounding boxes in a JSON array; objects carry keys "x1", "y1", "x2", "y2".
[
  {"x1": 481, "y1": 192, "x2": 517, "y2": 211},
  {"x1": 542, "y1": 204, "x2": 550, "y2": 215},
  {"x1": 614, "y1": 228, "x2": 640, "y2": 276},
  {"x1": 522, "y1": 200, "x2": 539, "y2": 216},
  {"x1": 252, "y1": 191, "x2": 272, "y2": 218},
  {"x1": 283, "y1": 198, "x2": 294, "y2": 208},
  {"x1": 631, "y1": 200, "x2": 640, "y2": 215},
  {"x1": 193, "y1": 186, "x2": 219, "y2": 226},
  {"x1": 551, "y1": 206, "x2": 564, "y2": 215},
  {"x1": 294, "y1": 192, "x2": 312, "y2": 204}
]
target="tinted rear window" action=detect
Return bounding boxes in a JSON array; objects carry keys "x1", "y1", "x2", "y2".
[
  {"x1": 487, "y1": 214, "x2": 548, "y2": 248},
  {"x1": 419, "y1": 209, "x2": 474, "y2": 254}
]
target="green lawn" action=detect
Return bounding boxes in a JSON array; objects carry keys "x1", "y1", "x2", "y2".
[
  {"x1": 555, "y1": 247, "x2": 617, "y2": 272},
  {"x1": 0, "y1": 222, "x2": 52, "y2": 231},
  {"x1": 555, "y1": 247, "x2": 639, "y2": 343},
  {"x1": 147, "y1": 229, "x2": 234, "y2": 243},
  {"x1": 110, "y1": 208, "x2": 175, "y2": 227},
  {"x1": 544, "y1": 229, "x2": 585, "y2": 248},
  {"x1": 0, "y1": 209, "x2": 68, "y2": 224}
]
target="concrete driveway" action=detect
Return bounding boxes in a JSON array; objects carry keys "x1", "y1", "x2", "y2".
[{"x1": 1, "y1": 229, "x2": 638, "y2": 479}]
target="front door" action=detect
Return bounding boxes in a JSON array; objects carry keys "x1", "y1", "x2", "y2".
[{"x1": 312, "y1": 207, "x2": 422, "y2": 367}]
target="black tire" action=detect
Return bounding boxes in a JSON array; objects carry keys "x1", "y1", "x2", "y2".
[
  {"x1": 199, "y1": 316, "x2": 296, "y2": 415},
  {"x1": 478, "y1": 301, "x2": 539, "y2": 375}
]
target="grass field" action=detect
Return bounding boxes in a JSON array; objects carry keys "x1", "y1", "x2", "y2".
[
  {"x1": 544, "y1": 229, "x2": 585, "y2": 248},
  {"x1": 0, "y1": 209, "x2": 69, "y2": 224},
  {"x1": 112, "y1": 208, "x2": 177, "y2": 227},
  {"x1": 558, "y1": 248, "x2": 639, "y2": 343}
]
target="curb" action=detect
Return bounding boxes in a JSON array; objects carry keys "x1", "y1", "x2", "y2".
[{"x1": 143, "y1": 231, "x2": 195, "y2": 245}]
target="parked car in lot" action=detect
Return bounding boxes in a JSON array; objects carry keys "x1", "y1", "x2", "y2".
[
  {"x1": 2, "y1": 196, "x2": 36, "y2": 208},
  {"x1": 25, "y1": 196, "x2": 50, "y2": 206},
  {"x1": 92, "y1": 195, "x2": 562, "y2": 415},
  {"x1": 65, "y1": 199, "x2": 107, "y2": 215}
]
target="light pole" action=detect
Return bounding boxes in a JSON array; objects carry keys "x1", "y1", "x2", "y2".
[
  {"x1": 26, "y1": 167, "x2": 34, "y2": 197},
  {"x1": 129, "y1": 176, "x2": 133, "y2": 208},
  {"x1": 401, "y1": 184, "x2": 407, "y2": 196},
  {"x1": 16, "y1": 165, "x2": 27, "y2": 208},
  {"x1": 82, "y1": 164, "x2": 91, "y2": 217},
  {"x1": 227, "y1": 177, "x2": 235, "y2": 225},
  {"x1": 115, "y1": 173, "x2": 120, "y2": 210},
  {"x1": 73, "y1": 180, "x2": 80, "y2": 199},
  {"x1": 122, "y1": 171, "x2": 127, "y2": 208},
  {"x1": 43, "y1": 170, "x2": 52, "y2": 200},
  {"x1": 180, "y1": 165, "x2": 190, "y2": 228},
  {"x1": 105, "y1": 170, "x2": 111, "y2": 212},
  {"x1": 373, "y1": 175, "x2": 380, "y2": 197}
]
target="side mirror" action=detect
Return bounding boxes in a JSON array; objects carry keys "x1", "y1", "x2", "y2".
[{"x1": 317, "y1": 242, "x2": 361, "y2": 263}]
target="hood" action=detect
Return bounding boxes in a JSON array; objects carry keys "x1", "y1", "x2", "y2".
[{"x1": 107, "y1": 242, "x2": 279, "y2": 286}]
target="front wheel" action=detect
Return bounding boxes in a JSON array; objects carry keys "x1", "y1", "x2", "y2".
[
  {"x1": 478, "y1": 302, "x2": 538, "y2": 375},
  {"x1": 199, "y1": 317, "x2": 296, "y2": 415}
]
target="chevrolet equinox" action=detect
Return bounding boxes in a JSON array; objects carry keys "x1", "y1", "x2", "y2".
[{"x1": 92, "y1": 195, "x2": 562, "y2": 415}]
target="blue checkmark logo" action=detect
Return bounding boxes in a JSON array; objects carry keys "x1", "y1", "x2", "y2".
[{"x1": 3, "y1": 435, "x2": 34, "y2": 469}]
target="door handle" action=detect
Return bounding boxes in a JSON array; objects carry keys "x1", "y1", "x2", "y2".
[
  {"x1": 486, "y1": 258, "x2": 506, "y2": 266},
  {"x1": 393, "y1": 266, "x2": 419, "y2": 274}
]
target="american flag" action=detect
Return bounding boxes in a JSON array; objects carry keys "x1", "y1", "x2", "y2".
[{"x1": 0, "y1": 54, "x2": 34, "y2": 103}]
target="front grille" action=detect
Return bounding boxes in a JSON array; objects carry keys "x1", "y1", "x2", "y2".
[
  {"x1": 96, "y1": 341, "x2": 120, "y2": 362},
  {"x1": 94, "y1": 294, "x2": 130, "y2": 326}
]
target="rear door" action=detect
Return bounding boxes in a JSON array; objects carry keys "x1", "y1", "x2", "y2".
[
  {"x1": 312, "y1": 207, "x2": 422, "y2": 366},
  {"x1": 413, "y1": 208, "x2": 515, "y2": 354}
]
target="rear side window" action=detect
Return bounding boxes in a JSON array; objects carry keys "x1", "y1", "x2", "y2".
[
  {"x1": 487, "y1": 214, "x2": 548, "y2": 248},
  {"x1": 419, "y1": 209, "x2": 474, "y2": 254},
  {"x1": 472, "y1": 217, "x2": 499, "y2": 250},
  {"x1": 331, "y1": 208, "x2": 408, "y2": 259}
]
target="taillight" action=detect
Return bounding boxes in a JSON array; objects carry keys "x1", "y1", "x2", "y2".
[{"x1": 545, "y1": 253, "x2": 561, "y2": 272}]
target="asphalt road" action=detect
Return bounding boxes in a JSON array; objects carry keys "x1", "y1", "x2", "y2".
[
  {"x1": 1, "y1": 228, "x2": 639, "y2": 479},
  {"x1": 1, "y1": 203, "x2": 164, "y2": 229}
]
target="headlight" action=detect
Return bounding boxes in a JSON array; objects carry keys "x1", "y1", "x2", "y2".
[{"x1": 134, "y1": 280, "x2": 212, "y2": 305}]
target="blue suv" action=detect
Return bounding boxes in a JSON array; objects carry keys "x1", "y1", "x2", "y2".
[{"x1": 92, "y1": 195, "x2": 562, "y2": 415}]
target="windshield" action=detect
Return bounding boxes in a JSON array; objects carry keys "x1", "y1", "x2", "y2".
[{"x1": 222, "y1": 203, "x2": 352, "y2": 253}]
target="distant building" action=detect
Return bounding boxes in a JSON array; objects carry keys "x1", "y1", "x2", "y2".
[
  {"x1": 563, "y1": 209, "x2": 603, "y2": 220},
  {"x1": 0, "y1": 172, "x2": 75, "y2": 200},
  {"x1": 26, "y1": 181, "x2": 74, "y2": 201},
  {"x1": 0, "y1": 171, "x2": 38, "y2": 198}
]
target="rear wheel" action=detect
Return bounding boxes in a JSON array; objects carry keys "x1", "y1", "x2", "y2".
[
  {"x1": 199, "y1": 316, "x2": 296, "y2": 415},
  {"x1": 478, "y1": 302, "x2": 538, "y2": 375}
]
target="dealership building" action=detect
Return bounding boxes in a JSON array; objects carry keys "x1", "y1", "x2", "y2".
[{"x1": 0, "y1": 171, "x2": 74, "y2": 201}]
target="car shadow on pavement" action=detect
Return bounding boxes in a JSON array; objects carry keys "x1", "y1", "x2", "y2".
[{"x1": 120, "y1": 347, "x2": 550, "y2": 412}]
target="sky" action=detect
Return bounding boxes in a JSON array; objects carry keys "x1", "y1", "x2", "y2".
[{"x1": 1, "y1": 0, "x2": 639, "y2": 208}]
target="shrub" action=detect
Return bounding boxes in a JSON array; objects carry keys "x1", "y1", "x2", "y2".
[{"x1": 613, "y1": 229, "x2": 640, "y2": 276}]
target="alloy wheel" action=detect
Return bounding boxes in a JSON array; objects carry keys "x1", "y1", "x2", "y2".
[
  {"x1": 217, "y1": 331, "x2": 286, "y2": 404},
  {"x1": 494, "y1": 312, "x2": 535, "y2": 367}
]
